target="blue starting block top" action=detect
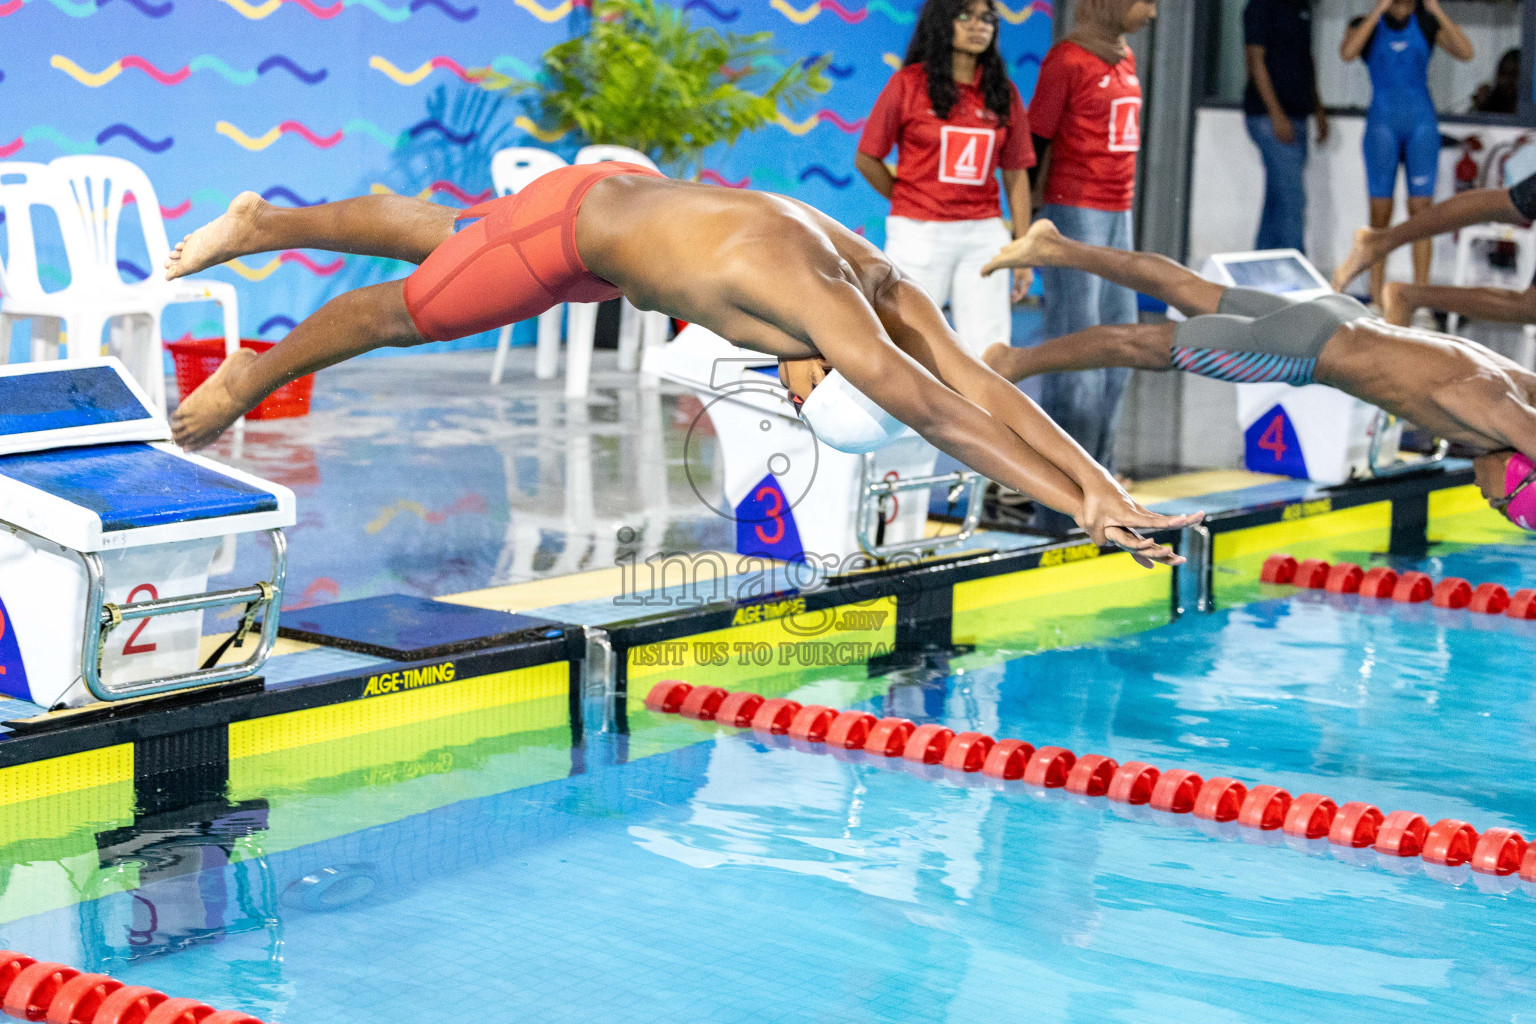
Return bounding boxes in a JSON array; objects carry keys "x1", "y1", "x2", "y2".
[
  {"x1": 0, "y1": 443, "x2": 278, "y2": 531},
  {"x1": 0, "y1": 359, "x2": 295, "y2": 549},
  {"x1": 0, "y1": 364, "x2": 158, "y2": 437}
]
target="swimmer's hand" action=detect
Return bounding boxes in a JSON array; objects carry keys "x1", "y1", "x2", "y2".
[
  {"x1": 1330, "y1": 227, "x2": 1387, "y2": 293},
  {"x1": 1079, "y1": 487, "x2": 1205, "y2": 568},
  {"x1": 171, "y1": 346, "x2": 259, "y2": 450}
]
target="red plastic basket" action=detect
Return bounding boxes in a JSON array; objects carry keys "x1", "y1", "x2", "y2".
[{"x1": 166, "y1": 338, "x2": 313, "y2": 420}]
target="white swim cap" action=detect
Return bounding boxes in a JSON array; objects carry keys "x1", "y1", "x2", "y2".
[{"x1": 796, "y1": 370, "x2": 909, "y2": 454}]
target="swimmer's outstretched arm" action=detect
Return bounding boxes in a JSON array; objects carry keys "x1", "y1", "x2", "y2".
[
  {"x1": 867, "y1": 276, "x2": 1198, "y2": 564},
  {"x1": 1331, "y1": 187, "x2": 1526, "y2": 293},
  {"x1": 793, "y1": 272, "x2": 1199, "y2": 566}
]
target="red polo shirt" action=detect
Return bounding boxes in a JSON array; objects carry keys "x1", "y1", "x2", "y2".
[
  {"x1": 1030, "y1": 41, "x2": 1142, "y2": 212},
  {"x1": 858, "y1": 63, "x2": 1033, "y2": 222}
]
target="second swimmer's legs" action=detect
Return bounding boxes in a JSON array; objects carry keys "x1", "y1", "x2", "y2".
[
  {"x1": 166, "y1": 193, "x2": 457, "y2": 279},
  {"x1": 986, "y1": 221, "x2": 1225, "y2": 319},
  {"x1": 1367, "y1": 197, "x2": 1394, "y2": 306},
  {"x1": 985, "y1": 323, "x2": 1176, "y2": 383},
  {"x1": 1384, "y1": 281, "x2": 1536, "y2": 328}
]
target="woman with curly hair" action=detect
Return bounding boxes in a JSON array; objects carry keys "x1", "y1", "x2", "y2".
[{"x1": 855, "y1": 0, "x2": 1035, "y2": 358}]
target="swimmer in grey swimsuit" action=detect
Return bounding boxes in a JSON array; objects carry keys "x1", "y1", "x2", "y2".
[
  {"x1": 970, "y1": 219, "x2": 1536, "y2": 517},
  {"x1": 1167, "y1": 287, "x2": 1372, "y2": 386}
]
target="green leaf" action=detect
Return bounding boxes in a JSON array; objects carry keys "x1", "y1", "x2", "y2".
[{"x1": 512, "y1": 0, "x2": 831, "y2": 178}]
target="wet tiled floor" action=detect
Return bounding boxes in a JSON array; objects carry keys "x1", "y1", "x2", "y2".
[{"x1": 202, "y1": 348, "x2": 737, "y2": 624}]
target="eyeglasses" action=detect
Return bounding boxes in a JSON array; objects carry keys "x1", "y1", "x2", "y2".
[
  {"x1": 954, "y1": 9, "x2": 999, "y2": 24},
  {"x1": 1491, "y1": 463, "x2": 1536, "y2": 515}
]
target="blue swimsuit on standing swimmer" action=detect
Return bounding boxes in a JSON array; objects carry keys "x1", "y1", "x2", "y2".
[{"x1": 1361, "y1": 10, "x2": 1440, "y2": 198}]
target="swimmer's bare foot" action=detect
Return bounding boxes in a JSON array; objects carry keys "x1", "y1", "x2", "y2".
[
  {"x1": 1331, "y1": 227, "x2": 1386, "y2": 293},
  {"x1": 983, "y1": 342, "x2": 1027, "y2": 383},
  {"x1": 171, "y1": 346, "x2": 259, "y2": 450},
  {"x1": 164, "y1": 191, "x2": 268, "y2": 280},
  {"x1": 981, "y1": 219, "x2": 1065, "y2": 279}
]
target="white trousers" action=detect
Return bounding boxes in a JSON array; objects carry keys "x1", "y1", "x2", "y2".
[{"x1": 884, "y1": 215, "x2": 1013, "y2": 357}]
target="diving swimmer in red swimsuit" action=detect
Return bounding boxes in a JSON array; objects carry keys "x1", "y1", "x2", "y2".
[
  {"x1": 164, "y1": 165, "x2": 1199, "y2": 566},
  {"x1": 403, "y1": 162, "x2": 662, "y2": 341}
]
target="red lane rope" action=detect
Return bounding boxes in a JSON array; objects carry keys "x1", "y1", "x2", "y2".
[
  {"x1": 646, "y1": 682, "x2": 1536, "y2": 886},
  {"x1": 0, "y1": 954, "x2": 265, "y2": 1024},
  {"x1": 1260, "y1": 553, "x2": 1536, "y2": 618}
]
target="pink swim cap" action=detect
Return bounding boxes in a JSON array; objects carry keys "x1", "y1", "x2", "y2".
[{"x1": 1504, "y1": 453, "x2": 1536, "y2": 529}]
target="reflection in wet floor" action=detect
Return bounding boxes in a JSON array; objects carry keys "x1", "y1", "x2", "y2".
[{"x1": 197, "y1": 349, "x2": 735, "y2": 622}]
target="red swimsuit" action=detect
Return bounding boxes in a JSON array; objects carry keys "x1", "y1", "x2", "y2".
[{"x1": 402, "y1": 162, "x2": 662, "y2": 342}]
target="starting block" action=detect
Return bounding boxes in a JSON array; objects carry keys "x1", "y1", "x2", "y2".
[
  {"x1": 1197, "y1": 250, "x2": 1404, "y2": 485},
  {"x1": 0, "y1": 359, "x2": 294, "y2": 708},
  {"x1": 644, "y1": 326, "x2": 983, "y2": 563}
]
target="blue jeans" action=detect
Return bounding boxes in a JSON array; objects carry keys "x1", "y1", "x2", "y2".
[
  {"x1": 1036, "y1": 203, "x2": 1136, "y2": 473},
  {"x1": 1245, "y1": 114, "x2": 1308, "y2": 252}
]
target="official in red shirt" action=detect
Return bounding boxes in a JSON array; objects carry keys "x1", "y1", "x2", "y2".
[
  {"x1": 856, "y1": 0, "x2": 1034, "y2": 358},
  {"x1": 1025, "y1": 0, "x2": 1155, "y2": 478}
]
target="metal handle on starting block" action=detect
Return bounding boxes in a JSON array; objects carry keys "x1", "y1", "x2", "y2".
[
  {"x1": 80, "y1": 529, "x2": 289, "y2": 702},
  {"x1": 1367, "y1": 410, "x2": 1449, "y2": 478},
  {"x1": 855, "y1": 455, "x2": 984, "y2": 560}
]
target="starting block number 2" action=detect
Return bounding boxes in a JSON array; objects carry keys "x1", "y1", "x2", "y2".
[{"x1": 123, "y1": 583, "x2": 158, "y2": 656}]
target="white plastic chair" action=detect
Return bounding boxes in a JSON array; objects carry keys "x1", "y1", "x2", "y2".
[
  {"x1": 48, "y1": 155, "x2": 241, "y2": 417},
  {"x1": 568, "y1": 145, "x2": 670, "y2": 398},
  {"x1": 0, "y1": 162, "x2": 81, "y2": 366},
  {"x1": 488, "y1": 147, "x2": 568, "y2": 386}
]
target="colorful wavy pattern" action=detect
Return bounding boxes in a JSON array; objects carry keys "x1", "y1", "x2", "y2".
[
  {"x1": 775, "y1": 110, "x2": 866, "y2": 136},
  {"x1": 100, "y1": 0, "x2": 176, "y2": 13},
  {"x1": 216, "y1": 117, "x2": 475, "y2": 151},
  {"x1": 52, "y1": 54, "x2": 326, "y2": 87},
  {"x1": 214, "y1": 0, "x2": 476, "y2": 19},
  {"x1": 754, "y1": 0, "x2": 1043, "y2": 26},
  {"x1": 682, "y1": 0, "x2": 736, "y2": 21},
  {"x1": 767, "y1": 0, "x2": 916, "y2": 25},
  {"x1": 372, "y1": 55, "x2": 485, "y2": 86},
  {"x1": 1000, "y1": 0, "x2": 1050, "y2": 24},
  {"x1": 699, "y1": 170, "x2": 749, "y2": 188},
  {"x1": 4, "y1": 0, "x2": 181, "y2": 14},
  {"x1": 3, "y1": 124, "x2": 175, "y2": 155},
  {"x1": 798, "y1": 165, "x2": 852, "y2": 188},
  {"x1": 227, "y1": 250, "x2": 346, "y2": 281},
  {"x1": 368, "y1": 180, "x2": 492, "y2": 204},
  {"x1": 7, "y1": 0, "x2": 1048, "y2": 362}
]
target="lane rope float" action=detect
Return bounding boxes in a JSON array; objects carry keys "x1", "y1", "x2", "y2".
[
  {"x1": 1259, "y1": 554, "x2": 1536, "y2": 618},
  {"x1": 645, "y1": 681, "x2": 1535, "y2": 888},
  {"x1": 0, "y1": 953, "x2": 265, "y2": 1024}
]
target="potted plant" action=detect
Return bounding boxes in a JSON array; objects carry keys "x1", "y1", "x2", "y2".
[{"x1": 520, "y1": 0, "x2": 830, "y2": 178}]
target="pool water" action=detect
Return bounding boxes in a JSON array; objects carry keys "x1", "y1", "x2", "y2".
[{"x1": 5, "y1": 542, "x2": 1536, "y2": 1023}]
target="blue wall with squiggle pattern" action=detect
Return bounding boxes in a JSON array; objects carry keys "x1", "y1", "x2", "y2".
[{"x1": 0, "y1": 0, "x2": 1051, "y2": 351}]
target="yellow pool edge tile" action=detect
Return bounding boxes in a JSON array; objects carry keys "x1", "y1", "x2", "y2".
[
  {"x1": 0, "y1": 745, "x2": 133, "y2": 807},
  {"x1": 1213, "y1": 501, "x2": 1392, "y2": 562},
  {"x1": 955, "y1": 550, "x2": 1168, "y2": 615},
  {"x1": 229, "y1": 661, "x2": 568, "y2": 759}
]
